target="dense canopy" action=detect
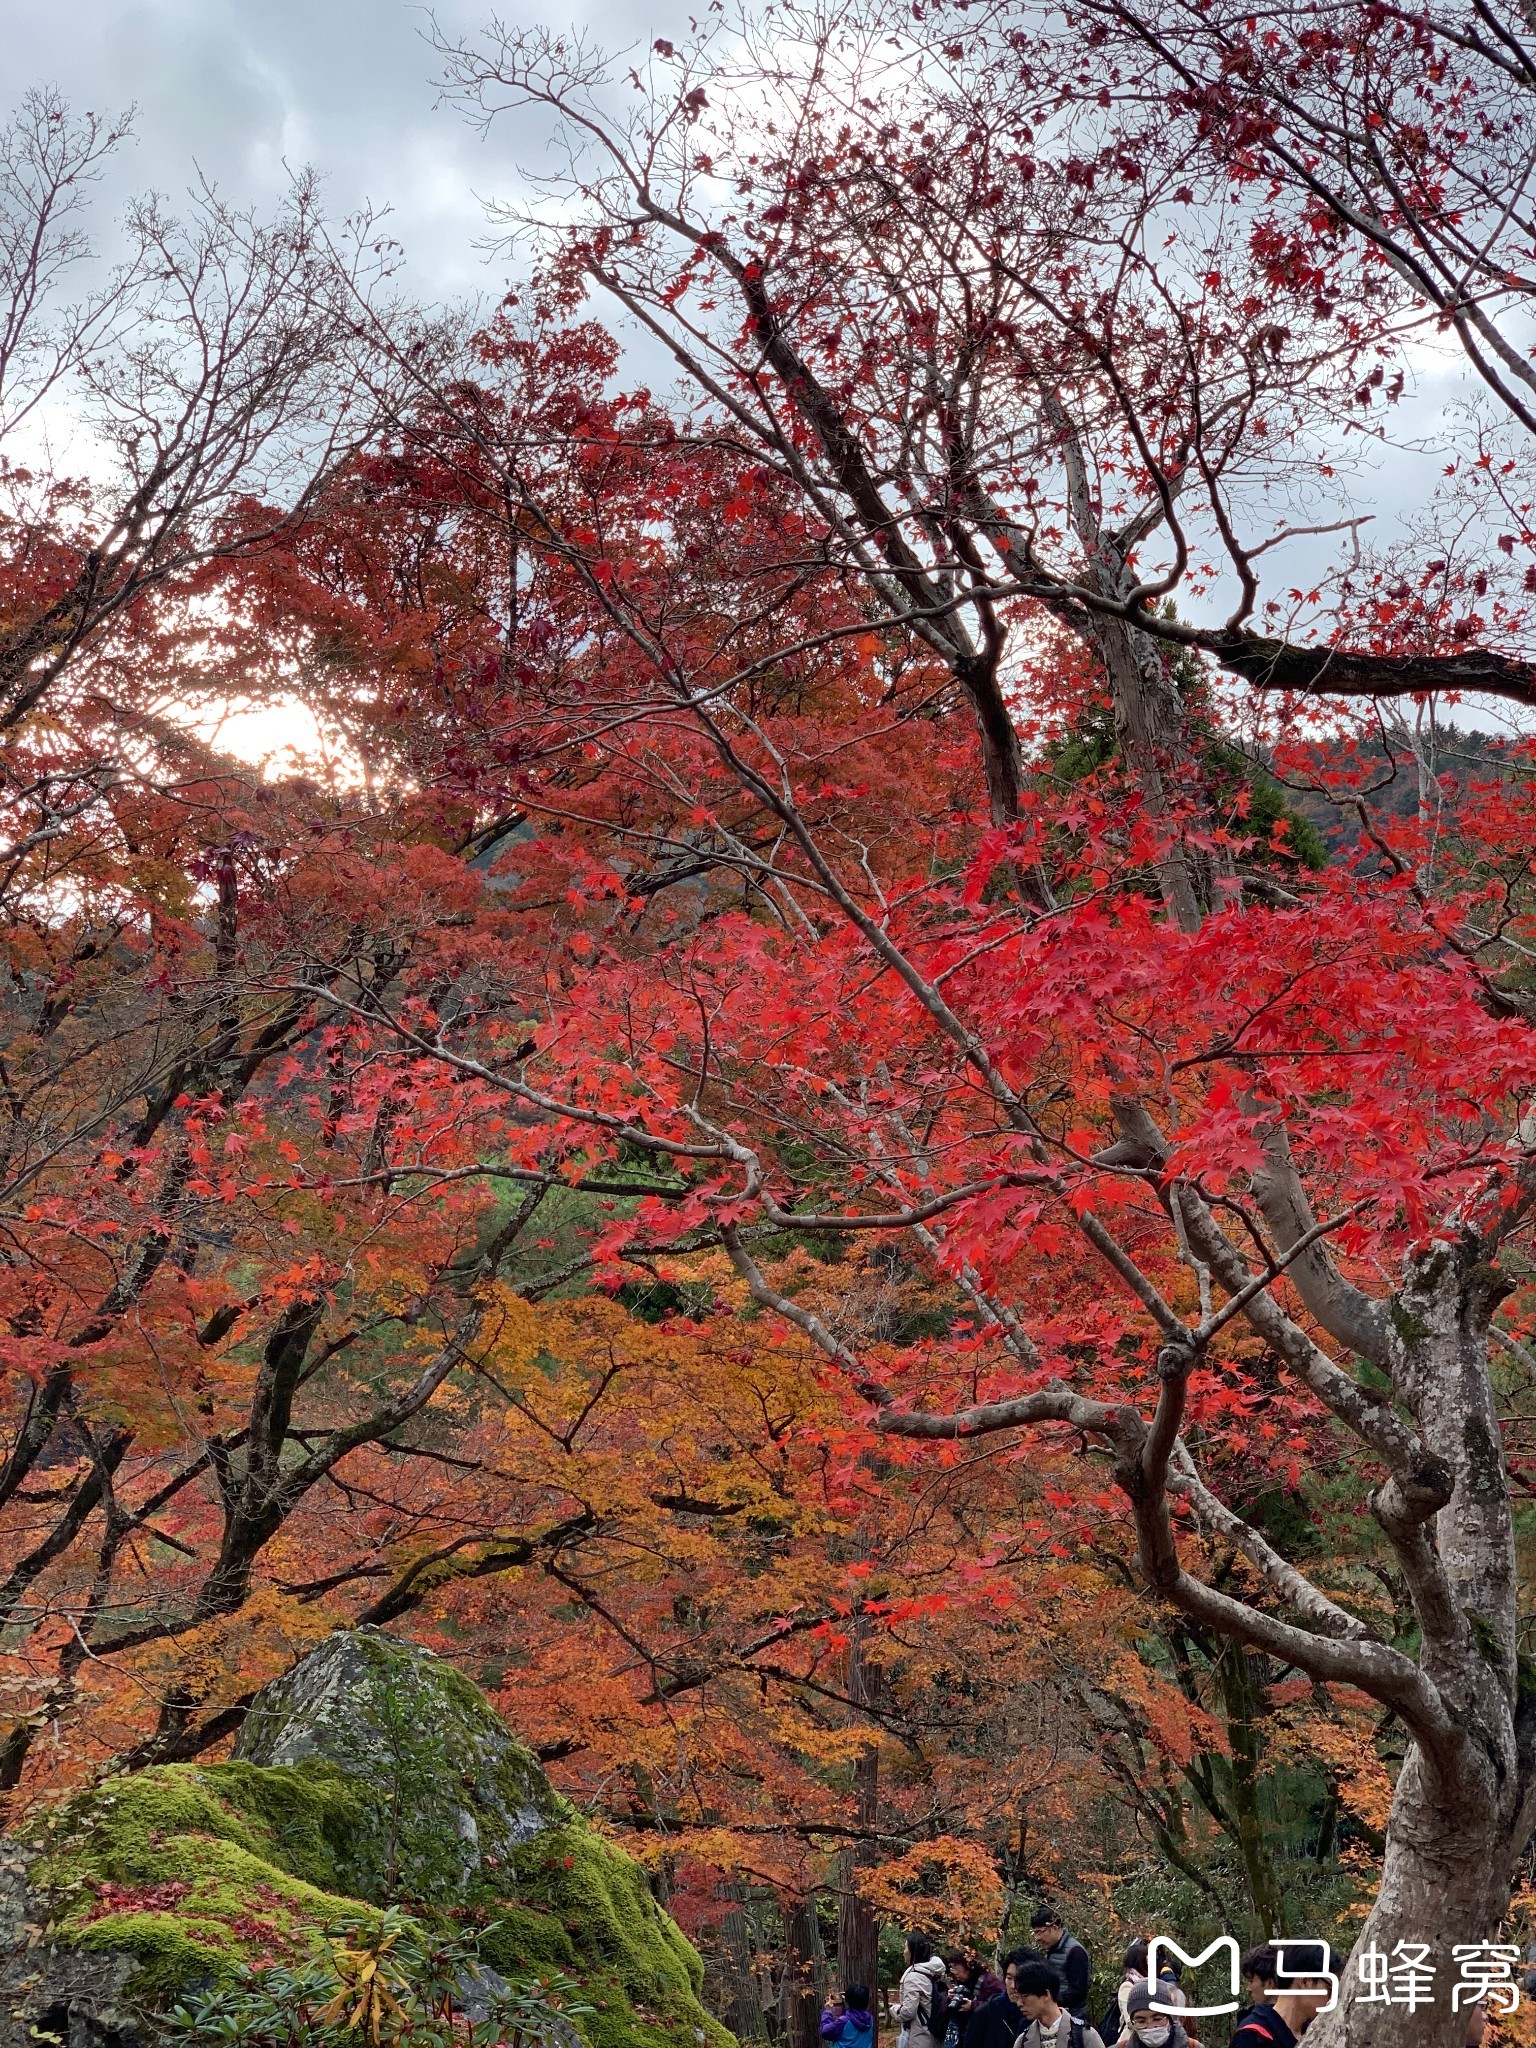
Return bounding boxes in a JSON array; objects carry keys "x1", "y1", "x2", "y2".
[{"x1": 5, "y1": 7, "x2": 1536, "y2": 2042}]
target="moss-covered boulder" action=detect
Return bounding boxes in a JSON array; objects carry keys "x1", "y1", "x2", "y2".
[
  {"x1": 233, "y1": 1626, "x2": 561, "y2": 1902},
  {"x1": 2, "y1": 1834, "x2": 143, "y2": 2048},
  {"x1": 3, "y1": 1629, "x2": 731, "y2": 2048},
  {"x1": 5, "y1": 1762, "x2": 364, "y2": 2016}
]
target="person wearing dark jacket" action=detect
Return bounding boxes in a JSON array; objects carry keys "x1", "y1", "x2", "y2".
[
  {"x1": 1030, "y1": 1912, "x2": 1091, "y2": 2020},
  {"x1": 946, "y1": 1954, "x2": 1005, "y2": 2043},
  {"x1": 949, "y1": 1954, "x2": 1006, "y2": 2008},
  {"x1": 1229, "y1": 1944, "x2": 1340, "y2": 2048},
  {"x1": 1230, "y1": 1946, "x2": 1279, "y2": 2036},
  {"x1": 965, "y1": 1949, "x2": 1042, "y2": 2048}
]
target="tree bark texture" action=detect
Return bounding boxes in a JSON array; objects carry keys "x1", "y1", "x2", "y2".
[
  {"x1": 1309, "y1": 1244, "x2": 1536, "y2": 2046},
  {"x1": 838, "y1": 1643, "x2": 882, "y2": 2031},
  {"x1": 780, "y1": 1896, "x2": 828, "y2": 2048}
]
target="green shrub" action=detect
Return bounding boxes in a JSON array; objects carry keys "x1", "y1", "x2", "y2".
[{"x1": 164, "y1": 1905, "x2": 589, "y2": 2048}]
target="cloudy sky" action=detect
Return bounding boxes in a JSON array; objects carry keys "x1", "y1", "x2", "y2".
[
  {"x1": 0, "y1": 0, "x2": 654, "y2": 765},
  {"x1": 4, "y1": 0, "x2": 1520, "y2": 744},
  {"x1": 0, "y1": 0, "x2": 626, "y2": 300}
]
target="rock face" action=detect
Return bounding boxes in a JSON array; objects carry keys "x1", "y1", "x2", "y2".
[
  {"x1": 3, "y1": 1629, "x2": 732, "y2": 2048},
  {"x1": 233, "y1": 1626, "x2": 560, "y2": 1901},
  {"x1": 1, "y1": 1840, "x2": 141, "y2": 2048}
]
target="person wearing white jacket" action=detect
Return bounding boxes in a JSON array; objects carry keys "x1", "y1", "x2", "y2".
[{"x1": 892, "y1": 1935, "x2": 949, "y2": 2048}]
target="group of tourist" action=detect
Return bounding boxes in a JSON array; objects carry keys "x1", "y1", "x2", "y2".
[{"x1": 817, "y1": 1918, "x2": 1494, "y2": 2048}]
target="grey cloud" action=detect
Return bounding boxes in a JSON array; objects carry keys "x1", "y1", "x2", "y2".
[{"x1": 0, "y1": 0, "x2": 644, "y2": 298}]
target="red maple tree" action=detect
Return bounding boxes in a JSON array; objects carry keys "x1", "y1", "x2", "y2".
[{"x1": 5, "y1": 13, "x2": 1536, "y2": 2044}]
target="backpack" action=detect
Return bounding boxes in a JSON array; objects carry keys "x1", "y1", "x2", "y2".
[{"x1": 921, "y1": 1978, "x2": 952, "y2": 2044}]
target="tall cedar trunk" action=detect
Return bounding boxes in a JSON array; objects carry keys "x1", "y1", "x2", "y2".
[
  {"x1": 1309, "y1": 1245, "x2": 1536, "y2": 2046},
  {"x1": 838, "y1": 1585, "x2": 881, "y2": 2024},
  {"x1": 837, "y1": 1795, "x2": 880, "y2": 2024},
  {"x1": 780, "y1": 1895, "x2": 828, "y2": 2048},
  {"x1": 838, "y1": 1652, "x2": 881, "y2": 2033},
  {"x1": 721, "y1": 1888, "x2": 771, "y2": 2043}
]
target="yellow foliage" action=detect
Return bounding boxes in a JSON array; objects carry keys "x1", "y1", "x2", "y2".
[
  {"x1": 122, "y1": 1588, "x2": 337, "y2": 1708},
  {"x1": 857, "y1": 1838, "x2": 1006, "y2": 1944},
  {"x1": 484, "y1": 1285, "x2": 552, "y2": 1381},
  {"x1": 1283, "y1": 1712, "x2": 1394, "y2": 1836}
]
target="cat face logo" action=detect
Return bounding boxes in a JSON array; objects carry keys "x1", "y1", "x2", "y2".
[{"x1": 1146, "y1": 1938, "x2": 1238, "y2": 2018}]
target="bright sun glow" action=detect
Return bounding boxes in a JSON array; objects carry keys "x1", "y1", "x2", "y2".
[{"x1": 186, "y1": 694, "x2": 367, "y2": 784}]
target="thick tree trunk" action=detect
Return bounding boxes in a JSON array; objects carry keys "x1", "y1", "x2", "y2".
[
  {"x1": 1094, "y1": 613, "x2": 1203, "y2": 933},
  {"x1": 838, "y1": 1767, "x2": 881, "y2": 2031},
  {"x1": 1308, "y1": 1745, "x2": 1527, "y2": 2046},
  {"x1": 720, "y1": 1888, "x2": 771, "y2": 2042},
  {"x1": 1029, "y1": 396, "x2": 1206, "y2": 933},
  {"x1": 839, "y1": 1643, "x2": 881, "y2": 2026},
  {"x1": 780, "y1": 1895, "x2": 828, "y2": 2048},
  {"x1": 1310, "y1": 1246, "x2": 1536, "y2": 2044}
]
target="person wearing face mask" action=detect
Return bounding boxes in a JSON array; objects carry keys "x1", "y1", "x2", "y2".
[{"x1": 1118, "y1": 1981, "x2": 1191, "y2": 2048}]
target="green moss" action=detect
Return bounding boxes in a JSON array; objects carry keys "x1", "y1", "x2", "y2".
[
  {"x1": 482, "y1": 1824, "x2": 732, "y2": 2048},
  {"x1": 198, "y1": 1759, "x2": 365, "y2": 1893},
  {"x1": 1466, "y1": 1608, "x2": 1507, "y2": 1670},
  {"x1": 234, "y1": 1626, "x2": 566, "y2": 1906},
  {"x1": 20, "y1": 1695, "x2": 729, "y2": 2047},
  {"x1": 22, "y1": 1764, "x2": 369, "y2": 1997},
  {"x1": 69, "y1": 1913, "x2": 239, "y2": 2000}
]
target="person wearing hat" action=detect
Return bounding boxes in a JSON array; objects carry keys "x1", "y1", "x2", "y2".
[{"x1": 1115, "y1": 1980, "x2": 1194, "y2": 2048}]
